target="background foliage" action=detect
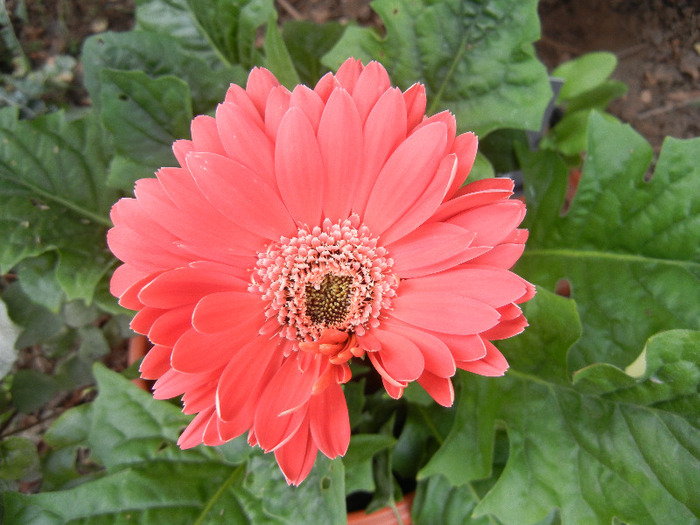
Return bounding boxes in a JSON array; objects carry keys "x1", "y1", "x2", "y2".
[{"x1": 0, "y1": 0, "x2": 698, "y2": 523}]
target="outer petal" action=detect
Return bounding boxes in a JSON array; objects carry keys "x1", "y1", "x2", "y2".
[
  {"x1": 458, "y1": 340, "x2": 509, "y2": 376},
  {"x1": 215, "y1": 102, "x2": 276, "y2": 188},
  {"x1": 447, "y1": 200, "x2": 526, "y2": 247},
  {"x1": 245, "y1": 66, "x2": 280, "y2": 117},
  {"x1": 308, "y1": 381, "x2": 350, "y2": 458},
  {"x1": 187, "y1": 151, "x2": 295, "y2": 240},
  {"x1": 352, "y1": 88, "x2": 408, "y2": 216},
  {"x1": 387, "y1": 222, "x2": 476, "y2": 279},
  {"x1": 275, "y1": 108, "x2": 324, "y2": 226},
  {"x1": 264, "y1": 85, "x2": 291, "y2": 140},
  {"x1": 371, "y1": 328, "x2": 424, "y2": 383},
  {"x1": 363, "y1": 122, "x2": 448, "y2": 235},
  {"x1": 274, "y1": 419, "x2": 318, "y2": 485},
  {"x1": 317, "y1": 88, "x2": 363, "y2": 221},
  {"x1": 254, "y1": 355, "x2": 323, "y2": 451},
  {"x1": 352, "y1": 61, "x2": 391, "y2": 122},
  {"x1": 418, "y1": 371, "x2": 454, "y2": 407},
  {"x1": 388, "y1": 289, "x2": 500, "y2": 335}
]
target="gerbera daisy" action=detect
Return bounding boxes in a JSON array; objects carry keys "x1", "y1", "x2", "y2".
[{"x1": 107, "y1": 57, "x2": 535, "y2": 485}]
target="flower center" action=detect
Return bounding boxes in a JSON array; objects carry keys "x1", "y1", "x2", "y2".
[
  {"x1": 305, "y1": 274, "x2": 353, "y2": 326},
  {"x1": 251, "y1": 215, "x2": 397, "y2": 342}
]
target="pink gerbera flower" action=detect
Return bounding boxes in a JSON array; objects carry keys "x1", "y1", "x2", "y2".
[{"x1": 107, "y1": 57, "x2": 535, "y2": 485}]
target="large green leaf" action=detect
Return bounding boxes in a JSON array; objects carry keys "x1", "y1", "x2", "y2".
[
  {"x1": 519, "y1": 113, "x2": 700, "y2": 369},
  {"x1": 0, "y1": 108, "x2": 117, "y2": 304},
  {"x1": 322, "y1": 0, "x2": 551, "y2": 136},
  {"x1": 473, "y1": 330, "x2": 700, "y2": 524},
  {"x1": 184, "y1": 0, "x2": 276, "y2": 68},
  {"x1": 3, "y1": 364, "x2": 347, "y2": 524},
  {"x1": 100, "y1": 69, "x2": 193, "y2": 191}
]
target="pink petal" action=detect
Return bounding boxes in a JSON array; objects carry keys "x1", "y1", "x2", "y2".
[
  {"x1": 274, "y1": 419, "x2": 318, "y2": 485},
  {"x1": 371, "y1": 328, "x2": 425, "y2": 382},
  {"x1": 418, "y1": 371, "x2": 454, "y2": 407},
  {"x1": 148, "y1": 304, "x2": 194, "y2": 346},
  {"x1": 445, "y1": 132, "x2": 478, "y2": 198},
  {"x1": 363, "y1": 122, "x2": 447, "y2": 235},
  {"x1": 389, "y1": 289, "x2": 500, "y2": 335},
  {"x1": 382, "y1": 378, "x2": 404, "y2": 399},
  {"x1": 225, "y1": 83, "x2": 266, "y2": 126},
  {"x1": 469, "y1": 235, "x2": 528, "y2": 268},
  {"x1": 191, "y1": 291, "x2": 265, "y2": 334},
  {"x1": 432, "y1": 178, "x2": 513, "y2": 223},
  {"x1": 216, "y1": 337, "x2": 283, "y2": 421},
  {"x1": 436, "y1": 333, "x2": 487, "y2": 362},
  {"x1": 191, "y1": 115, "x2": 226, "y2": 156},
  {"x1": 110, "y1": 264, "x2": 150, "y2": 301},
  {"x1": 178, "y1": 408, "x2": 211, "y2": 449},
  {"x1": 481, "y1": 312, "x2": 529, "y2": 340},
  {"x1": 403, "y1": 83, "x2": 427, "y2": 132},
  {"x1": 254, "y1": 355, "x2": 323, "y2": 451},
  {"x1": 382, "y1": 321, "x2": 456, "y2": 378},
  {"x1": 414, "y1": 111, "x2": 457, "y2": 152},
  {"x1": 317, "y1": 88, "x2": 363, "y2": 221},
  {"x1": 334, "y1": 57, "x2": 363, "y2": 92},
  {"x1": 352, "y1": 88, "x2": 407, "y2": 216},
  {"x1": 352, "y1": 61, "x2": 391, "y2": 122},
  {"x1": 275, "y1": 107, "x2": 324, "y2": 226},
  {"x1": 448, "y1": 200, "x2": 526, "y2": 247},
  {"x1": 203, "y1": 410, "x2": 227, "y2": 446},
  {"x1": 387, "y1": 222, "x2": 476, "y2": 278},
  {"x1": 113, "y1": 270, "x2": 162, "y2": 310},
  {"x1": 245, "y1": 67, "x2": 280, "y2": 117},
  {"x1": 170, "y1": 326, "x2": 250, "y2": 374},
  {"x1": 173, "y1": 139, "x2": 194, "y2": 167},
  {"x1": 155, "y1": 167, "x2": 264, "y2": 255},
  {"x1": 398, "y1": 267, "x2": 528, "y2": 308},
  {"x1": 290, "y1": 85, "x2": 324, "y2": 130},
  {"x1": 139, "y1": 344, "x2": 172, "y2": 380},
  {"x1": 313, "y1": 71, "x2": 336, "y2": 103},
  {"x1": 187, "y1": 151, "x2": 295, "y2": 240},
  {"x1": 215, "y1": 102, "x2": 276, "y2": 189},
  {"x1": 458, "y1": 340, "x2": 509, "y2": 376},
  {"x1": 130, "y1": 306, "x2": 164, "y2": 335},
  {"x1": 264, "y1": 85, "x2": 291, "y2": 140},
  {"x1": 308, "y1": 381, "x2": 350, "y2": 458},
  {"x1": 137, "y1": 266, "x2": 247, "y2": 309},
  {"x1": 379, "y1": 154, "x2": 456, "y2": 246}
]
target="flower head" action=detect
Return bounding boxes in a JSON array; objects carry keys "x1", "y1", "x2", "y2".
[{"x1": 107, "y1": 58, "x2": 535, "y2": 484}]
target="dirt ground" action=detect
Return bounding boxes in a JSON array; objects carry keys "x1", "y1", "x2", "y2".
[{"x1": 4, "y1": 0, "x2": 699, "y2": 151}]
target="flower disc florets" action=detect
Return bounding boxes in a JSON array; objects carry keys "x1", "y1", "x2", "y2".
[{"x1": 251, "y1": 215, "x2": 397, "y2": 342}]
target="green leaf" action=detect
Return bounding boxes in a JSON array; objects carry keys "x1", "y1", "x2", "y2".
[
  {"x1": 263, "y1": 15, "x2": 301, "y2": 89},
  {"x1": 0, "y1": 436, "x2": 39, "y2": 481},
  {"x1": 3, "y1": 364, "x2": 347, "y2": 523},
  {"x1": 100, "y1": 69, "x2": 192, "y2": 190},
  {"x1": 413, "y1": 475, "x2": 497, "y2": 525},
  {"x1": 470, "y1": 329, "x2": 700, "y2": 524},
  {"x1": 322, "y1": 0, "x2": 551, "y2": 136},
  {"x1": 0, "y1": 108, "x2": 117, "y2": 304},
  {"x1": 11, "y1": 369, "x2": 60, "y2": 413},
  {"x1": 81, "y1": 31, "x2": 242, "y2": 115},
  {"x1": 519, "y1": 113, "x2": 700, "y2": 369},
  {"x1": 344, "y1": 433, "x2": 396, "y2": 494},
  {"x1": 1, "y1": 281, "x2": 64, "y2": 348},
  {"x1": 552, "y1": 52, "x2": 617, "y2": 102},
  {"x1": 185, "y1": 0, "x2": 276, "y2": 69},
  {"x1": 282, "y1": 20, "x2": 343, "y2": 85}
]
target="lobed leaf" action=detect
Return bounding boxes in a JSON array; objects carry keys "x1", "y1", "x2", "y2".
[
  {"x1": 519, "y1": 113, "x2": 700, "y2": 369},
  {"x1": 0, "y1": 108, "x2": 117, "y2": 304}
]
